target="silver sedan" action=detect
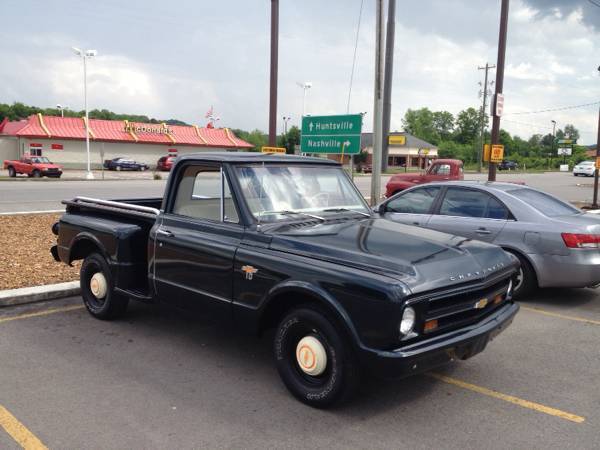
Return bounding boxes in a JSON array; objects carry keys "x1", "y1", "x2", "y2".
[{"x1": 377, "y1": 181, "x2": 600, "y2": 298}]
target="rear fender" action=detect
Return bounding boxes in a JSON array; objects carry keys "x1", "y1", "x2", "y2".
[{"x1": 68, "y1": 232, "x2": 110, "y2": 265}]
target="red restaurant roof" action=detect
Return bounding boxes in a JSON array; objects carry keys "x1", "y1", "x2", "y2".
[{"x1": 1, "y1": 114, "x2": 253, "y2": 148}]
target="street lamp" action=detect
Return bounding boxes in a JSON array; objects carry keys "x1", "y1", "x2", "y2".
[
  {"x1": 56, "y1": 104, "x2": 68, "y2": 118},
  {"x1": 296, "y1": 81, "x2": 312, "y2": 118},
  {"x1": 72, "y1": 46, "x2": 97, "y2": 180},
  {"x1": 282, "y1": 116, "x2": 291, "y2": 134}
]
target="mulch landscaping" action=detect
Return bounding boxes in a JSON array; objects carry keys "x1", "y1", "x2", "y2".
[{"x1": 0, "y1": 213, "x2": 80, "y2": 290}]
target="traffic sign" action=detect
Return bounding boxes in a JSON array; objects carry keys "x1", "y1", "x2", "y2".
[
  {"x1": 491, "y1": 93, "x2": 504, "y2": 117},
  {"x1": 261, "y1": 146, "x2": 286, "y2": 154},
  {"x1": 300, "y1": 114, "x2": 362, "y2": 154},
  {"x1": 490, "y1": 144, "x2": 504, "y2": 163}
]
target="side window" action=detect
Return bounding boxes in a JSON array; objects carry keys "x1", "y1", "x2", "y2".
[
  {"x1": 386, "y1": 187, "x2": 440, "y2": 214},
  {"x1": 172, "y1": 165, "x2": 239, "y2": 223},
  {"x1": 431, "y1": 164, "x2": 450, "y2": 175},
  {"x1": 439, "y1": 188, "x2": 508, "y2": 219}
]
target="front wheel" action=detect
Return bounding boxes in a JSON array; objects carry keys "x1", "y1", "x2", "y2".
[
  {"x1": 506, "y1": 251, "x2": 537, "y2": 299},
  {"x1": 274, "y1": 306, "x2": 360, "y2": 408},
  {"x1": 80, "y1": 253, "x2": 129, "y2": 320},
  {"x1": 116, "y1": 166, "x2": 122, "y2": 171},
  {"x1": 32, "y1": 170, "x2": 41, "y2": 178}
]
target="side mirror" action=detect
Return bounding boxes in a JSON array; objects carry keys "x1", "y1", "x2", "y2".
[{"x1": 375, "y1": 204, "x2": 386, "y2": 214}]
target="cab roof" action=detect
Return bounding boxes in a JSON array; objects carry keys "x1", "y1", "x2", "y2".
[{"x1": 178, "y1": 152, "x2": 340, "y2": 165}]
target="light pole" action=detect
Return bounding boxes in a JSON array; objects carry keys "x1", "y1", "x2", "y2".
[
  {"x1": 282, "y1": 116, "x2": 291, "y2": 134},
  {"x1": 72, "y1": 47, "x2": 97, "y2": 180},
  {"x1": 56, "y1": 104, "x2": 68, "y2": 118},
  {"x1": 296, "y1": 81, "x2": 312, "y2": 119}
]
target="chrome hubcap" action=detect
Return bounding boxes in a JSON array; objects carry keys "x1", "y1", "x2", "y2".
[{"x1": 514, "y1": 267, "x2": 524, "y2": 292}]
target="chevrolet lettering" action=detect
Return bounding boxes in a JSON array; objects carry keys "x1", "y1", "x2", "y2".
[{"x1": 51, "y1": 153, "x2": 519, "y2": 408}]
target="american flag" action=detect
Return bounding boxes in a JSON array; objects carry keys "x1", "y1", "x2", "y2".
[{"x1": 205, "y1": 106, "x2": 213, "y2": 119}]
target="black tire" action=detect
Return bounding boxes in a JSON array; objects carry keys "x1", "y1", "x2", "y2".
[
  {"x1": 274, "y1": 306, "x2": 360, "y2": 408},
  {"x1": 32, "y1": 170, "x2": 41, "y2": 178},
  {"x1": 80, "y1": 253, "x2": 129, "y2": 320},
  {"x1": 8, "y1": 166, "x2": 16, "y2": 177},
  {"x1": 506, "y1": 250, "x2": 537, "y2": 299}
]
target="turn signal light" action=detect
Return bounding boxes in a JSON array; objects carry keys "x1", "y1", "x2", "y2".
[
  {"x1": 424, "y1": 319, "x2": 438, "y2": 333},
  {"x1": 561, "y1": 233, "x2": 600, "y2": 249}
]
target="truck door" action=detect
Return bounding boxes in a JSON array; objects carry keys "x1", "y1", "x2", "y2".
[
  {"x1": 153, "y1": 163, "x2": 242, "y2": 318},
  {"x1": 426, "y1": 187, "x2": 508, "y2": 243},
  {"x1": 425, "y1": 162, "x2": 452, "y2": 182}
]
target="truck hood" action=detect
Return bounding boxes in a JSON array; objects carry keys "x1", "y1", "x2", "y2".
[
  {"x1": 389, "y1": 172, "x2": 424, "y2": 182},
  {"x1": 34, "y1": 163, "x2": 62, "y2": 169},
  {"x1": 269, "y1": 218, "x2": 515, "y2": 294}
]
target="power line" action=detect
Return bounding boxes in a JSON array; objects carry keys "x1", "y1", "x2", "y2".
[
  {"x1": 346, "y1": 0, "x2": 364, "y2": 114},
  {"x1": 505, "y1": 101, "x2": 600, "y2": 115},
  {"x1": 587, "y1": 0, "x2": 600, "y2": 8}
]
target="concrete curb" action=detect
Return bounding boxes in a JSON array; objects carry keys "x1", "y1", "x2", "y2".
[{"x1": 0, "y1": 281, "x2": 80, "y2": 307}]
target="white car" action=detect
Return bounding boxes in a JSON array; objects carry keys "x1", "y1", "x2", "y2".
[{"x1": 573, "y1": 161, "x2": 596, "y2": 177}]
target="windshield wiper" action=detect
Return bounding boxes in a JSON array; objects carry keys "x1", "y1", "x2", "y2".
[
  {"x1": 258, "y1": 210, "x2": 325, "y2": 222},
  {"x1": 322, "y1": 207, "x2": 371, "y2": 217}
]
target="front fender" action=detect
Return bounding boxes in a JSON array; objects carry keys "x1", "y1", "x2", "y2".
[{"x1": 259, "y1": 280, "x2": 362, "y2": 347}]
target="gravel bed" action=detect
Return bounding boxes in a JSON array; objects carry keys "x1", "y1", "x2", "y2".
[{"x1": 0, "y1": 213, "x2": 79, "y2": 290}]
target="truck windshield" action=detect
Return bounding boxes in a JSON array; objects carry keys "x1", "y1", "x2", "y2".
[
  {"x1": 235, "y1": 165, "x2": 369, "y2": 222},
  {"x1": 31, "y1": 157, "x2": 50, "y2": 163}
]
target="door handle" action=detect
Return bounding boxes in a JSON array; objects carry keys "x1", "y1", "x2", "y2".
[
  {"x1": 156, "y1": 228, "x2": 174, "y2": 237},
  {"x1": 475, "y1": 228, "x2": 491, "y2": 235}
]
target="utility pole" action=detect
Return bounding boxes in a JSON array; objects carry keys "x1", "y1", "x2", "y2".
[
  {"x1": 381, "y1": 0, "x2": 396, "y2": 173},
  {"x1": 592, "y1": 105, "x2": 600, "y2": 208},
  {"x1": 370, "y1": 0, "x2": 385, "y2": 206},
  {"x1": 268, "y1": 0, "x2": 279, "y2": 146},
  {"x1": 488, "y1": 0, "x2": 510, "y2": 182},
  {"x1": 477, "y1": 63, "x2": 495, "y2": 172}
]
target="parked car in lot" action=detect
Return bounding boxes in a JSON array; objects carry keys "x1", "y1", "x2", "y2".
[
  {"x1": 156, "y1": 155, "x2": 176, "y2": 171},
  {"x1": 103, "y1": 157, "x2": 149, "y2": 171},
  {"x1": 385, "y1": 159, "x2": 463, "y2": 197},
  {"x1": 3, "y1": 155, "x2": 63, "y2": 178},
  {"x1": 573, "y1": 160, "x2": 596, "y2": 177},
  {"x1": 378, "y1": 181, "x2": 600, "y2": 298},
  {"x1": 51, "y1": 153, "x2": 518, "y2": 408},
  {"x1": 498, "y1": 160, "x2": 519, "y2": 171}
]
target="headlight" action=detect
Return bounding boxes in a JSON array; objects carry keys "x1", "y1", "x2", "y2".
[{"x1": 399, "y1": 306, "x2": 416, "y2": 336}]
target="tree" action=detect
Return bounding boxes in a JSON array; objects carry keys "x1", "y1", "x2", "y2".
[
  {"x1": 563, "y1": 124, "x2": 580, "y2": 141},
  {"x1": 454, "y1": 107, "x2": 480, "y2": 144},
  {"x1": 401, "y1": 108, "x2": 437, "y2": 144},
  {"x1": 277, "y1": 125, "x2": 300, "y2": 154},
  {"x1": 432, "y1": 111, "x2": 454, "y2": 142}
]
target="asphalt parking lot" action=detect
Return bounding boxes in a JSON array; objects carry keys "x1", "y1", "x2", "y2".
[{"x1": 1, "y1": 289, "x2": 599, "y2": 449}]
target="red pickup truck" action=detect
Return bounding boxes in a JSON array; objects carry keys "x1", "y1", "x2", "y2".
[
  {"x1": 385, "y1": 159, "x2": 463, "y2": 197},
  {"x1": 4, "y1": 155, "x2": 63, "y2": 178}
]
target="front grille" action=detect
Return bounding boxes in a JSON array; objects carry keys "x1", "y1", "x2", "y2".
[{"x1": 409, "y1": 275, "x2": 513, "y2": 339}]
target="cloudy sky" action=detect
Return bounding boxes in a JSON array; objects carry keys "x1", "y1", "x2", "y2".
[{"x1": 1, "y1": 0, "x2": 599, "y2": 143}]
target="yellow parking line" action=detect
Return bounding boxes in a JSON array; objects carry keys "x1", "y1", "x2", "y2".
[
  {"x1": 521, "y1": 306, "x2": 600, "y2": 326},
  {"x1": 429, "y1": 373, "x2": 585, "y2": 424},
  {"x1": 0, "y1": 305, "x2": 84, "y2": 325},
  {"x1": 0, "y1": 404, "x2": 48, "y2": 449}
]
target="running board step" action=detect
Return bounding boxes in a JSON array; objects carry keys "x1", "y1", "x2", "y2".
[{"x1": 115, "y1": 287, "x2": 154, "y2": 303}]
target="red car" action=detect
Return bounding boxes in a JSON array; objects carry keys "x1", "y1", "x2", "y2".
[
  {"x1": 3, "y1": 155, "x2": 63, "y2": 178},
  {"x1": 385, "y1": 159, "x2": 463, "y2": 197},
  {"x1": 156, "y1": 155, "x2": 176, "y2": 171}
]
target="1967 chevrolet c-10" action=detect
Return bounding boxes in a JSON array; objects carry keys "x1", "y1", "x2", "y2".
[{"x1": 51, "y1": 152, "x2": 519, "y2": 407}]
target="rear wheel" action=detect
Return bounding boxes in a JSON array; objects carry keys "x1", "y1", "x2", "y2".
[
  {"x1": 7, "y1": 166, "x2": 16, "y2": 177},
  {"x1": 80, "y1": 253, "x2": 128, "y2": 320},
  {"x1": 116, "y1": 166, "x2": 122, "y2": 171},
  {"x1": 274, "y1": 306, "x2": 360, "y2": 408}
]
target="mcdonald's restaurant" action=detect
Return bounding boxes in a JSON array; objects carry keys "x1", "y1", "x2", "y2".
[{"x1": 0, "y1": 114, "x2": 252, "y2": 169}]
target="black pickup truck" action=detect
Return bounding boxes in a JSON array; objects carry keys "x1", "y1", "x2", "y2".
[{"x1": 51, "y1": 152, "x2": 519, "y2": 407}]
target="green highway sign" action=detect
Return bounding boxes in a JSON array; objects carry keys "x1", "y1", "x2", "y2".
[{"x1": 301, "y1": 114, "x2": 362, "y2": 154}]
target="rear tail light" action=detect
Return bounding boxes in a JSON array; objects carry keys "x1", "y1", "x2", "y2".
[{"x1": 561, "y1": 233, "x2": 600, "y2": 249}]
